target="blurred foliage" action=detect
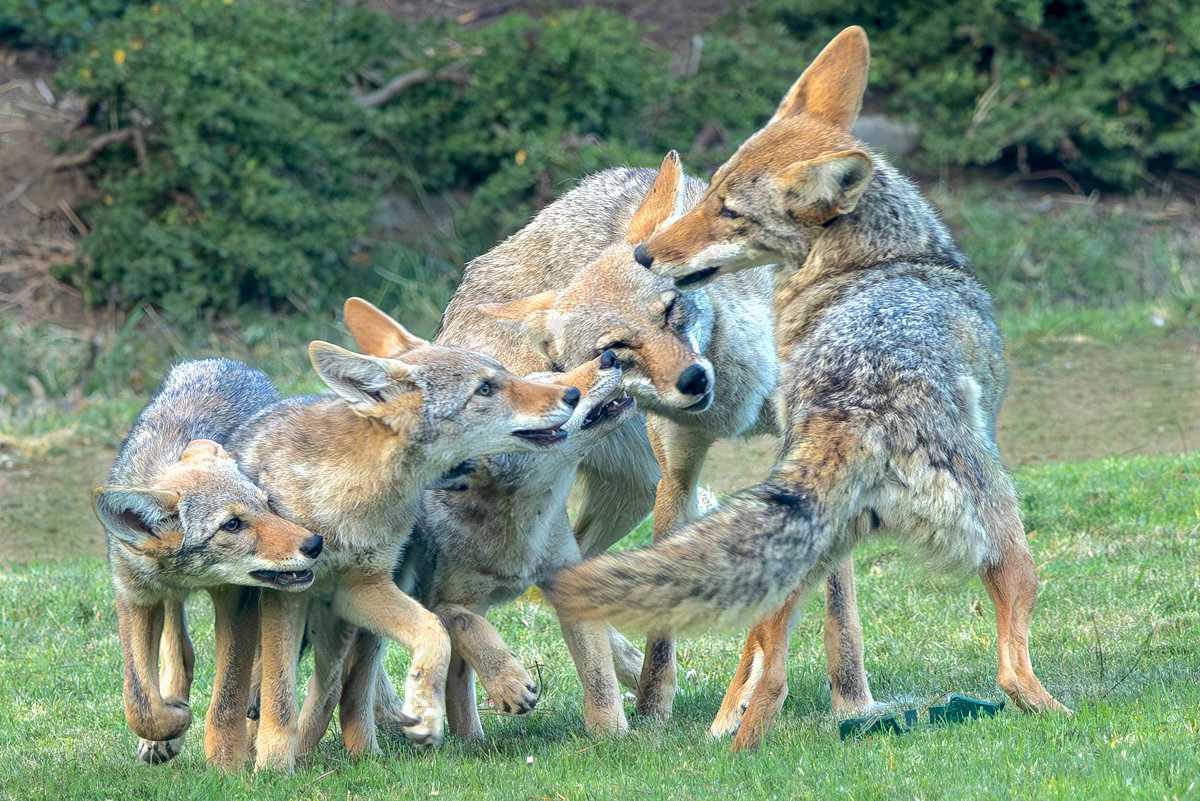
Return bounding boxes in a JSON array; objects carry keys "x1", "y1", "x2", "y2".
[
  {"x1": 0, "y1": 0, "x2": 145, "y2": 52},
  {"x1": 8, "y1": 0, "x2": 1198, "y2": 323},
  {"x1": 754, "y1": 0, "x2": 1200, "y2": 189}
]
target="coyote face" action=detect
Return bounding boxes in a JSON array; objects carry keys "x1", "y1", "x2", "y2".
[
  {"x1": 633, "y1": 36, "x2": 875, "y2": 289},
  {"x1": 317, "y1": 297, "x2": 580, "y2": 464},
  {"x1": 95, "y1": 439, "x2": 322, "y2": 593},
  {"x1": 479, "y1": 152, "x2": 718, "y2": 416},
  {"x1": 530, "y1": 350, "x2": 635, "y2": 444}
]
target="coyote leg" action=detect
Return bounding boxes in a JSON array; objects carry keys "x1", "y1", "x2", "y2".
[
  {"x1": 730, "y1": 595, "x2": 803, "y2": 752},
  {"x1": 980, "y1": 519, "x2": 1071, "y2": 715},
  {"x1": 205, "y1": 586, "x2": 261, "y2": 770},
  {"x1": 823, "y1": 558, "x2": 876, "y2": 715},
  {"x1": 136, "y1": 599, "x2": 195, "y2": 764},
  {"x1": 638, "y1": 421, "x2": 713, "y2": 720}
]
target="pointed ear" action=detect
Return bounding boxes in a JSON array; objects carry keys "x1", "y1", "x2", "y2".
[
  {"x1": 477, "y1": 291, "x2": 559, "y2": 327},
  {"x1": 770, "y1": 26, "x2": 870, "y2": 130},
  {"x1": 179, "y1": 439, "x2": 229, "y2": 464},
  {"x1": 309, "y1": 341, "x2": 418, "y2": 410},
  {"x1": 779, "y1": 150, "x2": 873, "y2": 222},
  {"x1": 343, "y1": 297, "x2": 428, "y2": 358},
  {"x1": 93, "y1": 486, "x2": 180, "y2": 550},
  {"x1": 626, "y1": 150, "x2": 685, "y2": 244}
]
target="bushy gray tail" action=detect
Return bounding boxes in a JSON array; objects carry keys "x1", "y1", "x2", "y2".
[{"x1": 543, "y1": 479, "x2": 836, "y2": 635}]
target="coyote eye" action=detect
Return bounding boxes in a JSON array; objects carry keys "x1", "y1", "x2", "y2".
[
  {"x1": 475, "y1": 380, "x2": 494, "y2": 397},
  {"x1": 220, "y1": 517, "x2": 243, "y2": 533},
  {"x1": 604, "y1": 341, "x2": 631, "y2": 351},
  {"x1": 718, "y1": 204, "x2": 742, "y2": 220}
]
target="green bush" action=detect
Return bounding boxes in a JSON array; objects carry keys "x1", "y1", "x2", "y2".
[
  {"x1": 755, "y1": 0, "x2": 1200, "y2": 189},
  {"x1": 57, "y1": 0, "x2": 391, "y2": 318},
  {"x1": 0, "y1": 0, "x2": 144, "y2": 52}
]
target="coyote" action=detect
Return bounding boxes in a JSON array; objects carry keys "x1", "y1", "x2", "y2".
[
  {"x1": 222, "y1": 298, "x2": 578, "y2": 771},
  {"x1": 92, "y1": 358, "x2": 322, "y2": 766},
  {"x1": 433, "y1": 152, "x2": 796, "y2": 721},
  {"x1": 545, "y1": 26, "x2": 1071, "y2": 751},
  {"x1": 302, "y1": 350, "x2": 637, "y2": 746}
]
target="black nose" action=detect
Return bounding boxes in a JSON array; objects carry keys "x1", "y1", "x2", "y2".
[
  {"x1": 599, "y1": 350, "x2": 617, "y2": 370},
  {"x1": 676, "y1": 364, "x2": 709, "y2": 397},
  {"x1": 300, "y1": 534, "x2": 323, "y2": 559},
  {"x1": 633, "y1": 244, "x2": 654, "y2": 268},
  {"x1": 562, "y1": 386, "x2": 580, "y2": 408}
]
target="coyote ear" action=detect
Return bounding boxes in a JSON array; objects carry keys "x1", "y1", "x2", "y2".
[
  {"x1": 343, "y1": 297, "x2": 428, "y2": 358},
  {"x1": 309, "y1": 341, "x2": 418, "y2": 410},
  {"x1": 477, "y1": 292, "x2": 559, "y2": 327},
  {"x1": 92, "y1": 486, "x2": 180, "y2": 550},
  {"x1": 626, "y1": 150, "x2": 685, "y2": 244},
  {"x1": 779, "y1": 150, "x2": 873, "y2": 222},
  {"x1": 179, "y1": 439, "x2": 229, "y2": 464},
  {"x1": 770, "y1": 26, "x2": 870, "y2": 130}
]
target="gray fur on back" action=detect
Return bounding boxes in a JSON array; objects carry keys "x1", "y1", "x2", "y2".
[{"x1": 110, "y1": 358, "x2": 281, "y2": 487}]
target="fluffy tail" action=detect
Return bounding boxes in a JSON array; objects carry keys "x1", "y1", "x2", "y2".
[{"x1": 543, "y1": 479, "x2": 836, "y2": 635}]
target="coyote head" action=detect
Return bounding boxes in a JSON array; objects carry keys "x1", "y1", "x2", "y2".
[
  {"x1": 94, "y1": 439, "x2": 323, "y2": 591},
  {"x1": 312, "y1": 298, "x2": 580, "y2": 468},
  {"x1": 633, "y1": 26, "x2": 875, "y2": 288},
  {"x1": 479, "y1": 152, "x2": 719, "y2": 417}
]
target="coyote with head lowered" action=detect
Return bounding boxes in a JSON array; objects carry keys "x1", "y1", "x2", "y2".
[
  {"x1": 93, "y1": 359, "x2": 322, "y2": 766},
  {"x1": 546, "y1": 26, "x2": 1071, "y2": 751}
]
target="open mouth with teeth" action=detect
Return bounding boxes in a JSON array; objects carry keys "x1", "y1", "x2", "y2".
[
  {"x1": 580, "y1": 393, "x2": 635, "y2": 430},
  {"x1": 250, "y1": 569, "x2": 315, "y2": 590},
  {"x1": 513, "y1": 426, "x2": 568, "y2": 445},
  {"x1": 674, "y1": 266, "x2": 720, "y2": 289}
]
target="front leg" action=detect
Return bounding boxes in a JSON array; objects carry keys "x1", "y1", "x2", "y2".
[
  {"x1": 204, "y1": 585, "x2": 261, "y2": 770},
  {"x1": 115, "y1": 596, "x2": 192, "y2": 747},
  {"x1": 254, "y1": 589, "x2": 306, "y2": 772},
  {"x1": 335, "y1": 571, "x2": 450, "y2": 748},
  {"x1": 558, "y1": 616, "x2": 628, "y2": 734},
  {"x1": 436, "y1": 604, "x2": 538, "y2": 719},
  {"x1": 638, "y1": 419, "x2": 715, "y2": 720},
  {"x1": 135, "y1": 598, "x2": 195, "y2": 764}
]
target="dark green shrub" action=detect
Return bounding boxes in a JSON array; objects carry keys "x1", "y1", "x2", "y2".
[
  {"x1": 0, "y1": 0, "x2": 144, "y2": 52},
  {"x1": 755, "y1": 0, "x2": 1200, "y2": 189},
  {"x1": 57, "y1": 0, "x2": 391, "y2": 318}
]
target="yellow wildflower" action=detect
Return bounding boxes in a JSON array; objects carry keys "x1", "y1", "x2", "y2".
[{"x1": 113, "y1": 49, "x2": 126, "y2": 67}]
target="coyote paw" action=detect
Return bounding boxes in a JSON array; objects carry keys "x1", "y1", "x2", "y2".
[
  {"x1": 401, "y1": 703, "x2": 445, "y2": 749},
  {"x1": 480, "y1": 662, "x2": 538, "y2": 716},
  {"x1": 136, "y1": 734, "x2": 184, "y2": 765}
]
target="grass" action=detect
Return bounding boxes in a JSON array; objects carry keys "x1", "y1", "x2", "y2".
[{"x1": 1, "y1": 453, "x2": 1197, "y2": 800}]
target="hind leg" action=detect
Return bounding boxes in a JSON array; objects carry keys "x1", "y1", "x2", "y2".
[
  {"x1": 729, "y1": 593, "x2": 805, "y2": 752},
  {"x1": 823, "y1": 557, "x2": 877, "y2": 715},
  {"x1": 709, "y1": 623, "x2": 766, "y2": 739},
  {"x1": 980, "y1": 511, "x2": 1071, "y2": 715}
]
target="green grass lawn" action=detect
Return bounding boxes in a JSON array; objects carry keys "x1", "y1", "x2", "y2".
[{"x1": 1, "y1": 453, "x2": 1197, "y2": 800}]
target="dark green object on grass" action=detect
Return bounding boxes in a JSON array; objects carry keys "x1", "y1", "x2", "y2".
[{"x1": 839, "y1": 696, "x2": 1005, "y2": 741}]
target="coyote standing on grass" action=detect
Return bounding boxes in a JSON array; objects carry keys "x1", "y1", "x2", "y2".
[
  {"x1": 224, "y1": 298, "x2": 579, "y2": 771},
  {"x1": 546, "y1": 26, "x2": 1071, "y2": 751},
  {"x1": 92, "y1": 359, "x2": 323, "y2": 766},
  {"x1": 435, "y1": 154, "x2": 797, "y2": 722}
]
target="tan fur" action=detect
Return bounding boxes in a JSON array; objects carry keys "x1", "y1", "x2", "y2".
[
  {"x1": 224, "y1": 299, "x2": 578, "y2": 771},
  {"x1": 304, "y1": 353, "x2": 636, "y2": 744},
  {"x1": 547, "y1": 26, "x2": 1070, "y2": 750},
  {"x1": 470, "y1": 152, "x2": 781, "y2": 719},
  {"x1": 95, "y1": 359, "x2": 321, "y2": 767}
]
